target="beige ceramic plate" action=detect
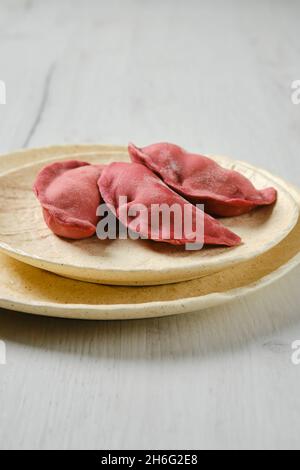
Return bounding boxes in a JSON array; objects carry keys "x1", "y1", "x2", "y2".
[
  {"x1": 0, "y1": 145, "x2": 298, "y2": 320},
  {"x1": 0, "y1": 146, "x2": 298, "y2": 286}
]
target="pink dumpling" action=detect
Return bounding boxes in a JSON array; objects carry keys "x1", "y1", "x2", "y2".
[
  {"x1": 99, "y1": 162, "x2": 241, "y2": 247},
  {"x1": 129, "y1": 142, "x2": 277, "y2": 217},
  {"x1": 33, "y1": 160, "x2": 105, "y2": 239}
]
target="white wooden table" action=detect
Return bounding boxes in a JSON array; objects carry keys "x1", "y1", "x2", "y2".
[{"x1": 0, "y1": 0, "x2": 300, "y2": 450}]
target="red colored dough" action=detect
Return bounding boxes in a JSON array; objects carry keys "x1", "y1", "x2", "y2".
[
  {"x1": 129, "y1": 142, "x2": 277, "y2": 217},
  {"x1": 99, "y1": 162, "x2": 241, "y2": 247},
  {"x1": 33, "y1": 160, "x2": 104, "y2": 239}
]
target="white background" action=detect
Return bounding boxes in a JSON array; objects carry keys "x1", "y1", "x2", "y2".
[{"x1": 0, "y1": 0, "x2": 300, "y2": 450}]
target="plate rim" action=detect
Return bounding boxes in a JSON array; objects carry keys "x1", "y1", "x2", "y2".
[{"x1": 0, "y1": 250, "x2": 299, "y2": 316}]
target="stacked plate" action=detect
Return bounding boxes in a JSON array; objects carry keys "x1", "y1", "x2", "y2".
[{"x1": 0, "y1": 145, "x2": 299, "y2": 320}]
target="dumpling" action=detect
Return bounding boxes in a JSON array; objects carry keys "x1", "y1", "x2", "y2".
[
  {"x1": 98, "y1": 162, "x2": 241, "y2": 247},
  {"x1": 33, "y1": 160, "x2": 104, "y2": 239},
  {"x1": 128, "y1": 142, "x2": 277, "y2": 217}
]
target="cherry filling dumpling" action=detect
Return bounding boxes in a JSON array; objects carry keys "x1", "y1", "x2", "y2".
[
  {"x1": 99, "y1": 162, "x2": 241, "y2": 247},
  {"x1": 129, "y1": 143, "x2": 277, "y2": 217},
  {"x1": 33, "y1": 160, "x2": 104, "y2": 239}
]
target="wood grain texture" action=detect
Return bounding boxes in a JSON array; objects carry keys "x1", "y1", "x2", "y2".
[{"x1": 0, "y1": 0, "x2": 300, "y2": 450}]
